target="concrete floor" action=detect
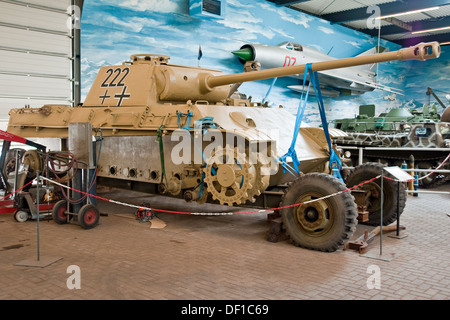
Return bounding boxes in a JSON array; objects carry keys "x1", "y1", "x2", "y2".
[{"x1": 0, "y1": 182, "x2": 449, "y2": 302}]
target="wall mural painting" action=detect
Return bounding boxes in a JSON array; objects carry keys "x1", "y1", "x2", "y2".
[{"x1": 80, "y1": 0, "x2": 450, "y2": 125}]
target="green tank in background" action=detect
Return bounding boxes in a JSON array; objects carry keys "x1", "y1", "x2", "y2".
[
  {"x1": 330, "y1": 104, "x2": 441, "y2": 133},
  {"x1": 332, "y1": 104, "x2": 450, "y2": 188}
]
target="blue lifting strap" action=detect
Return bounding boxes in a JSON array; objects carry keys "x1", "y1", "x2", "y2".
[
  {"x1": 278, "y1": 63, "x2": 343, "y2": 182},
  {"x1": 175, "y1": 115, "x2": 219, "y2": 201},
  {"x1": 278, "y1": 64, "x2": 312, "y2": 175},
  {"x1": 263, "y1": 77, "x2": 278, "y2": 104},
  {"x1": 193, "y1": 117, "x2": 220, "y2": 200},
  {"x1": 308, "y1": 65, "x2": 343, "y2": 182},
  {"x1": 176, "y1": 110, "x2": 194, "y2": 130},
  {"x1": 194, "y1": 116, "x2": 218, "y2": 135}
]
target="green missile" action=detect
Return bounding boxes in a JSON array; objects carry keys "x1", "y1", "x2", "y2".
[{"x1": 232, "y1": 48, "x2": 253, "y2": 61}]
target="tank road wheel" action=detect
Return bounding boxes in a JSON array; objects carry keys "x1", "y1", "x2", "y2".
[
  {"x1": 52, "y1": 200, "x2": 70, "y2": 224},
  {"x1": 345, "y1": 162, "x2": 406, "y2": 226},
  {"x1": 280, "y1": 173, "x2": 358, "y2": 252},
  {"x1": 203, "y1": 145, "x2": 253, "y2": 206},
  {"x1": 78, "y1": 204, "x2": 100, "y2": 229}
]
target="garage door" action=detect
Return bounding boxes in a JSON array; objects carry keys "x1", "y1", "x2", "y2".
[{"x1": 0, "y1": 0, "x2": 75, "y2": 131}]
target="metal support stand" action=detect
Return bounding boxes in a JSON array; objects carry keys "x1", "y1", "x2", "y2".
[
  {"x1": 389, "y1": 180, "x2": 408, "y2": 239},
  {"x1": 13, "y1": 151, "x2": 19, "y2": 200},
  {"x1": 15, "y1": 171, "x2": 62, "y2": 268},
  {"x1": 361, "y1": 171, "x2": 396, "y2": 261},
  {"x1": 359, "y1": 166, "x2": 411, "y2": 261}
]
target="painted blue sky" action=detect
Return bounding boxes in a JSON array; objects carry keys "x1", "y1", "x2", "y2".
[{"x1": 80, "y1": 0, "x2": 449, "y2": 125}]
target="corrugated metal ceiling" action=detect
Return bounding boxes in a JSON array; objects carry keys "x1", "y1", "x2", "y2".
[{"x1": 267, "y1": 0, "x2": 450, "y2": 46}]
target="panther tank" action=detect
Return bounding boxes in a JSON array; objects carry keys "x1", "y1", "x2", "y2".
[{"x1": 3, "y1": 42, "x2": 441, "y2": 251}]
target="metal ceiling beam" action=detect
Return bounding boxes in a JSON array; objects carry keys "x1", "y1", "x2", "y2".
[
  {"x1": 362, "y1": 16, "x2": 450, "y2": 36},
  {"x1": 322, "y1": 0, "x2": 450, "y2": 24},
  {"x1": 384, "y1": 17, "x2": 412, "y2": 32},
  {"x1": 394, "y1": 33, "x2": 450, "y2": 46},
  {"x1": 266, "y1": 0, "x2": 310, "y2": 6}
]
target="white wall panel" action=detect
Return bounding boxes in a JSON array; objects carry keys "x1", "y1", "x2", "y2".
[
  {"x1": 0, "y1": 26, "x2": 70, "y2": 55},
  {"x1": 0, "y1": 74, "x2": 70, "y2": 98},
  {"x1": 0, "y1": 0, "x2": 73, "y2": 128},
  {"x1": 0, "y1": 2, "x2": 68, "y2": 32},
  {"x1": 22, "y1": 0, "x2": 72, "y2": 11},
  {"x1": 0, "y1": 51, "x2": 70, "y2": 76}
]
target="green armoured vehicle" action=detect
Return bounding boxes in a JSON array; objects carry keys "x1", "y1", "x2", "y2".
[
  {"x1": 331, "y1": 104, "x2": 441, "y2": 133},
  {"x1": 333, "y1": 110, "x2": 450, "y2": 188}
]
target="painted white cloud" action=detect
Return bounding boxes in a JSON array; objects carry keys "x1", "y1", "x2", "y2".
[
  {"x1": 317, "y1": 26, "x2": 334, "y2": 34},
  {"x1": 103, "y1": 15, "x2": 157, "y2": 33},
  {"x1": 233, "y1": 9, "x2": 263, "y2": 25},
  {"x1": 271, "y1": 27, "x2": 294, "y2": 39},
  {"x1": 308, "y1": 44, "x2": 325, "y2": 52},
  {"x1": 113, "y1": 0, "x2": 180, "y2": 13},
  {"x1": 344, "y1": 40, "x2": 362, "y2": 49},
  {"x1": 257, "y1": 2, "x2": 313, "y2": 28},
  {"x1": 215, "y1": 6, "x2": 275, "y2": 40},
  {"x1": 227, "y1": 0, "x2": 254, "y2": 9}
]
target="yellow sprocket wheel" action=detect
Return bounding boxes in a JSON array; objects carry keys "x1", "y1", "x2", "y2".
[
  {"x1": 244, "y1": 152, "x2": 272, "y2": 204},
  {"x1": 203, "y1": 145, "x2": 252, "y2": 206}
]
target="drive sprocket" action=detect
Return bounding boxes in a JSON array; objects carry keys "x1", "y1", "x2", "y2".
[
  {"x1": 203, "y1": 145, "x2": 253, "y2": 206},
  {"x1": 245, "y1": 150, "x2": 273, "y2": 203}
]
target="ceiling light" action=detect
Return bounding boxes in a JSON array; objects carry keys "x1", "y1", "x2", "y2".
[
  {"x1": 412, "y1": 26, "x2": 450, "y2": 34},
  {"x1": 376, "y1": 7, "x2": 440, "y2": 20}
]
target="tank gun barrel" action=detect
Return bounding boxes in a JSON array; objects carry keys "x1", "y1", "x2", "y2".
[{"x1": 205, "y1": 42, "x2": 440, "y2": 90}]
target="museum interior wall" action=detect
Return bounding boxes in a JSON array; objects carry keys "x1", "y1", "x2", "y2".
[{"x1": 80, "y1": 0, "x2": 449, "y2": 125}]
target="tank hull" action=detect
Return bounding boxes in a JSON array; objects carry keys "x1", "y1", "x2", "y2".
[
  {"x1": 334, "y1": 122, "x2": 450, "y2": 187},
  {"x1": 7, "y1": 102, "x2": 335, "y2": 205}
]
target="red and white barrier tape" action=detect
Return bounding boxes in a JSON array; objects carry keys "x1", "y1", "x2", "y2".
[
  {"x1": 39, "y1": 175, "x2": 381, "y2": 216},
  {"x1": 4, "y1": 153, "x2": 447, "y2": 217},
  {"x1": 0, "y1": 179, "x2": 34, "y2": 202},
  {"x1": 384, "y1": 153, "x2": 450, "y2": 182}
]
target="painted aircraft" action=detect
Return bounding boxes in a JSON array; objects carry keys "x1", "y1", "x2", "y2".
[{"x1": 232, "y1": 41, "x2": 403, "y2": 97}]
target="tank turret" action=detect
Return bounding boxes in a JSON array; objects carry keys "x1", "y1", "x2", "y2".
[
  {"x1": 81, "y1": 42, "x2": 440, "y2": 108},
  {"x1": 3, "y1": 42, "x2": 441, "y2": 252}
]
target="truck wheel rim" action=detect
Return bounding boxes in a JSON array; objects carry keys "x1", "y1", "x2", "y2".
[{"x1": 294, "y1": 192, "x2": 333, "y2": 235}]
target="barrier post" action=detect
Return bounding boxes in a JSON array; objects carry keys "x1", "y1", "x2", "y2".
[
  {"x1": 408, "y1": 155, "x2": 415, "y2": 195},
  {"x1": 14, "y1": 172, "x2": 62, "y2": 268},
  {"x1": 36, "y1": 170, "x2": 40, "y2": 262},
  {"x1": 413, "y1": 173, "x2": 419, "y2": 197}
]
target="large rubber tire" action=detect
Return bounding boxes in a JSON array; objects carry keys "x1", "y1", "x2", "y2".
[
  {"x1": 78, "y1": 204, "x2": 100, "y2": 229},
  {"x1": 52, "y1": 200, "x2": 69, "y2": 224},
  {"x1": 345, "y1": 162, "x2": 406, "y2": 226},
  {"x1": 280, "y1": 173, "x2": 358, "y2": 252}
]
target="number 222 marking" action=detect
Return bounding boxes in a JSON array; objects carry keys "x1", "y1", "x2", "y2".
[{"x1": 101, "y1": 67, "x2": 130, "y2": 87}]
